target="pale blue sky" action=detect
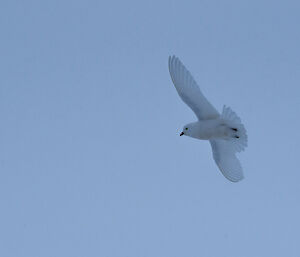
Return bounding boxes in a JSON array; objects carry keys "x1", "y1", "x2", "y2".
[{"x1": 1, "y1": 0, "x2": 300, "y2": 256}]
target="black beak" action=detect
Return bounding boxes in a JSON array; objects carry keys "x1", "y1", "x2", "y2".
[{"x1": 180, "y1": 132, "x2": 184, "y2": 136}]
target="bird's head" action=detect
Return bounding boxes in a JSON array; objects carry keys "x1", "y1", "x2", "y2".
[
  {"x1": 180, "y1": 126, "x2": 189, "y2": 136},
  {"x1": 180, "y1": 122, "x2": 198, "y2": 137}
]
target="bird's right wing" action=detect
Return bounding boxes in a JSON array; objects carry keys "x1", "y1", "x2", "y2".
[
  {"x1": 209, "y1": 139, "x2": 244, "y2": 182},
  {"x1": 168, "y1": 55, "x2": 220, "y2": 120}
]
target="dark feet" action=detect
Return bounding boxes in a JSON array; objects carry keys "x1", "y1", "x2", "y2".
[
  {"x1": 231, "y1": 128, "x2": 238, "y2": 132},
  {"x1": 235, "y1": 135, "x2": 239, "y2": 138}
]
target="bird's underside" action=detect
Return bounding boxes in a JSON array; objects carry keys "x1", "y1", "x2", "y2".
[{"x1": 184, "y1": 119, "x2": 241, "y2": 140}]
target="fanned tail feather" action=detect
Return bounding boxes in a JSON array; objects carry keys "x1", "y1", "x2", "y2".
[{"x1": 222, "y1": 105, "x2": 248, "y2": 153}]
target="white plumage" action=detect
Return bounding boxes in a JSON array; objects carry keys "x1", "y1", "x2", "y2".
[{"x1": 168, "y1": 55, "x2": 248, "y2": 182}]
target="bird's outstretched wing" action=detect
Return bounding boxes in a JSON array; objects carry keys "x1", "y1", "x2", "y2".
[
  {"x1": 168, "y1": 55, "x2": 219, "y2": 120},
  {"x1": 209, "y1": 139, "x2": 244, "y2": 182}
]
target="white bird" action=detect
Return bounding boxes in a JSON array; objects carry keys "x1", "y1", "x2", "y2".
[{"x1": 168, "y1": 55, "x2": 248, "y2": 182}]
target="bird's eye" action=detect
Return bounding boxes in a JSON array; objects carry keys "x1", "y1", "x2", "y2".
[{"x1": 185, "y1": 128, "x2": 188, "y2": 130}]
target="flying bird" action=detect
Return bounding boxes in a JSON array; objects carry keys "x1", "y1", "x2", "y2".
[{"x1": 168, "y1": 55, "x2": 248, "y2": 182}]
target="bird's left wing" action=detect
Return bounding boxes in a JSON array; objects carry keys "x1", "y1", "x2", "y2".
[
  {"x1": 210, "y1": 139, "x2": 244, "y2": 182},
  {"x1": 168, "y1": 55, "x2": 219, "y2": 120}
]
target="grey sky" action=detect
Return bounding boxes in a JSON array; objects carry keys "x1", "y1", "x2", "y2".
[{"x1": 1, "y1": 0, "x2": 300, "y2": 256}]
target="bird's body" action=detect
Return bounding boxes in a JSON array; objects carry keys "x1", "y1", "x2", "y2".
[
  {"x1": 168, "y1": 55, "x2": 248, "y2": 182},
  {"x1": 184, "y1": 119, "x2": 236, "y2": 140}
]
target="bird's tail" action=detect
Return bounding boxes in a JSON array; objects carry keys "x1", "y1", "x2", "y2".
[{"x1": 221, "y1": 105, "x2": 248, "y2": 153}]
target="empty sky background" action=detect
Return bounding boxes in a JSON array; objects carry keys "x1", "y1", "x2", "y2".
[{"x1": 1, "y1": 0, "x2": 300, "y2": 256}]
